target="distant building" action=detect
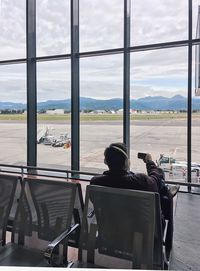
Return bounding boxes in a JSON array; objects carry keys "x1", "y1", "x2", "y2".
[
  {"x1": 117, "y1": 109, "x2": 137, "y2": 114},
  {"x1": 46, "y1": 109, "x2": 65, "y2": 115},
  {"x1": 92, "y1": 110, "x2": 106, "y2": 114},
  {"x1": 116, "y1": 109, "x2": 123, "y2": 114},
  {"x1": 130, "y1": 109, "x2": 137, "y2": 114}
]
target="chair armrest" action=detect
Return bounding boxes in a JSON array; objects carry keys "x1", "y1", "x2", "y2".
[
  {"x1": 87, "y1": 209, "x2": 95, "y2": 218},
  {"x1": 44, "y1": 223, "x2": 79, "y2": 266}
]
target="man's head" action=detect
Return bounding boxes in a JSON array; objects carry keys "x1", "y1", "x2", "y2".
[{"x1": 104, "y1": 142, "x2": 130, "y2": 170}]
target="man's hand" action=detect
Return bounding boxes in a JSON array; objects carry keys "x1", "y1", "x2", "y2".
[{"x1": 144, "y1": 153, "x2": 152, "y2": 163}]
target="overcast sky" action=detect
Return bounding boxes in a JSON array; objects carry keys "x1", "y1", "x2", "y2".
[{"x1": 0, "y1": 0, "x2": 200, "y2": 102}]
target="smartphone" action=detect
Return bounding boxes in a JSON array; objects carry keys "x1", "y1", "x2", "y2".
[{"x1": 137, "y1": 152, "x2": 147, "y2": 160}]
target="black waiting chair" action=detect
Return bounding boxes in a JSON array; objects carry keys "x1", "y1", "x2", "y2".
[
  {"x1": 0, "y1": 177, "x2": 80, "y2": 267},
  {"x1": 72, "y1": 185, "x2": 164, "y2": 269},
  {"x1": 0, "y1": 174, "x2": 19, "y2": 246}
]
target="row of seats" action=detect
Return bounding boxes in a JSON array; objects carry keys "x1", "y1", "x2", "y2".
[{"x1": 0, "y1": 173, "x2": 165, "y2": 269}]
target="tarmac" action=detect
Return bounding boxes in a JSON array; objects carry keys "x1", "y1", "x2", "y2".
[{"x1": 0, "y1": 119, "x2": 199, "y2": 183}]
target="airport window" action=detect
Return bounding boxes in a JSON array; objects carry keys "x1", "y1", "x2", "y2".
[
  {"x1": 37, "y1": 60, "x2": 71, "y2": 169},
  {"x1": 80, "y1": 54, "x2": 123, "y2": 172},
  {"x1": 36, "y1": 0, "x2": 70, "y2": 56},
  {"x1": 0, "y1": 64, "x2": 26, "y2": 164},
  {"x1": 192, "y1": 45, "x2": 200, "y2": 188},
  {"x1": 130, "y1": 47, "x2": 188, "y2": 181},
  {"x1": 0, "y1": 0, "x2": 26, "y2": 60},
  {"x1": 0, "y1": 0, "x2": 199, "y2": 185},
  {"x1": 79, "y1": 0, "x2": 124, "y2": 52},
  {"x1": 193, "y1": 0, "x2": 200, "y2": 38},
  {"x1": 131, "y1": 0, "x2": 188, "y2": 46}
]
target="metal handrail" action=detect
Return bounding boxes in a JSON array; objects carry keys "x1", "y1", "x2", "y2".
[
  {"x1": 166, "y1": 180, "x2": 200, "y2": 188},
  {"x1": 0, "y1": 163, "x2": 98, "y2": 182},
  {"x1": 0, "y1": 163, "x2": 200, "y2": 189}
]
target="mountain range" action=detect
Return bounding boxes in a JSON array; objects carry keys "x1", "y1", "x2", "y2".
[{"x1": 1, "y1": 95, "x2": 200, "y2": 111}]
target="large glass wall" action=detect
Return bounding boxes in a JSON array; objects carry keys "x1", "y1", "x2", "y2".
[{"x1": 0, "y1": 0, "x2": 199, "y2": 187}]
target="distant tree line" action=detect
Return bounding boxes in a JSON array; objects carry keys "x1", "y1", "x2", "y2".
[
  {"x1": 1, "y1": 108, "x2": 200, "y2": 114},
  {"x1": 0, "y1": 109, "x2": 25, "y2": 114}
]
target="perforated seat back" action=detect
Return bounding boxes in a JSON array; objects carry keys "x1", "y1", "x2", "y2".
[
  {"x1": 79, "y1": 185, "x2": 163, "y2": 269},
  {"x1": 154, "y1": 193, "x2": 164, "y2": 268},
  {"x1": 0, "y1": 174, "x2": 18, "y2": 245},
  {"x1": 73, "y1": 183, "x2": 84, "y2": 222},
  {"x1": 12, "y1": 178, "x2": 77, "y2": 251},
  {"x1": 68, "y1": 182, "x2": 84, "y2": 247}
]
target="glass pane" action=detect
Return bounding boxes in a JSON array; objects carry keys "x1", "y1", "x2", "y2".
[
  {"x1": 80, "y1": 55, "x2": 123, "y2": 172},
  {"x1": 37, "y1": 60, "x2": 71, "y2": 169},
  {"x1": 131, "y1": 0, "x2": 188, "y2": 46},
  {"x1": 36, "y1": 0, "x2": 70, "y2": 56},
  {"x1": 80, "y1": 0, "x2": 123, "y2": 52},
  {"x1": 193, "y1": 1, "x2": 200, "y2": 39},
  {"x1": 130, "y1": 47, "x2": 188, "y2": 183},
  {"x1": 0, "y1": 64, "x2": 26, "y2": 163},
  {"x1": 0, "y1": 0, "x2": 26, "y2": 60},
  {"x1": 192, "y1": 45, "x2": 200, "y2": 189}
]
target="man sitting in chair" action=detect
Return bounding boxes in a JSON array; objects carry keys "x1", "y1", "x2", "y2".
[
  {"x1": 91, "y1": 142, "x2": 179, "y2": 198},
  {"x1": 90, "y1": 142, "x2": 179, "y2": 261},
  {"x1": 90, "y1": 142, "x2": 180, "y2": 264}
]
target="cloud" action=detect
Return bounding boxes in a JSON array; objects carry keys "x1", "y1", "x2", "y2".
[
  {"x1": 36, "y1": 0, "x2": 70, "y2": 56},
  {"x1": 0, "y1": 0, "x2": 26, "y2": 60},
  {"x1": 0, "y1": 63, "x2": 26, "y2": 102},
  {"x1": 131, "y1": 0, "x2": 188, "y2": 45},
  {"x1": 0, "y1": 1, "x2": 198, "y2": 101},
  {"x1": 79, "y1": 0, "x2": 124, "y2": 51}
]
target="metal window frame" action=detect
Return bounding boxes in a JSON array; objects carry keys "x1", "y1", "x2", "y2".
[
  {"x1": 187, "y1": 0, "x2": 192, "y2": 189},
  {"x1": 71, "y1": 0, "x2": 80, "y2": 172},
  {"x1": 0, "y1": 0, "x2": 198, "y2": 185},
  {"x1": 123, "y1": 0, "x2": 131, "y2": 156},
  {"x1": 26, "y1": 0, "x2": 37, "y2": 167}
]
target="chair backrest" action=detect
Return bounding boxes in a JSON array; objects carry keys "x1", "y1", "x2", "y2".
[
  {"x1": 154, "y1": 193, "x2": 164, "y2": 268},
  {"x1": 7, "y1": 177, "x2": 23, "y2": 231},
  {"x1": 68, "y1": 182, "x2": 84, "y2": 247},
  {"x1": 0, "y1": 174, "x2": 19, "y2": 245},
  {"x1": 79, "y1": 185, "x2": 163, "y2": 269},
  {"x1": 12, "y1": 178, "x2": 78, "y2": 252}
]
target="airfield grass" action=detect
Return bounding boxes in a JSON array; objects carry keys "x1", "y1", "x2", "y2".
[{"x1": 0, "y1": 112, "x2": 197, "y2": 122}]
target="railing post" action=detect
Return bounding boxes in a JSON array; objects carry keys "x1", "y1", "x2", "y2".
[{"x1": 21, "y1": 167, "x2": 24, "y2": 181}]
